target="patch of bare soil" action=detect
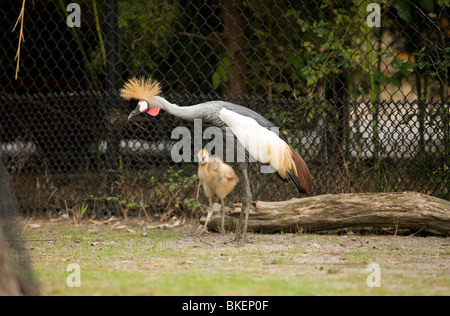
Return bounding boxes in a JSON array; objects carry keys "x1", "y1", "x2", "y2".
[{"x1": 25, "y1": 217, "x2": 450, "y2": 295}]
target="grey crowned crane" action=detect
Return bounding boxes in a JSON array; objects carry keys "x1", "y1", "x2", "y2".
[{"x1": 122, "y1": 77, "x2": 313, "y2": 243}]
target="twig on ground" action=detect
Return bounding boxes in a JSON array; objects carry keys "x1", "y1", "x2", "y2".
[
  {"x1": 5, "y1": 239, "x2": 57, "y2": 242},
  {"x1": 392, "y1": 213, "x2": 400, "y2": 238},
  {"x1": 21, "y1": 218, "x2": 32, "y2": 236},
  {"x1": 199, "y1": 239, "x2": 214, "y2": 247},
  {"x1": 409, "y1": 226, "x2": 426, "y2": 237}
]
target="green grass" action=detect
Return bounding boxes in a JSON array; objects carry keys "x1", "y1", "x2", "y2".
[{"x1": 24, "y1": 222, "x2": 449, "y2": 296}]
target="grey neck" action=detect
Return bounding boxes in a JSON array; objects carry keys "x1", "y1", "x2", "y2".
[{"x1": 152, "y1": 96, "x2": 206, "y2": 121}]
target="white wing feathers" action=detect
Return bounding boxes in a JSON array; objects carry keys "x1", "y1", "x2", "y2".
[{"x1": 218, "y1": 108, "x2": 296, "y2": 179}]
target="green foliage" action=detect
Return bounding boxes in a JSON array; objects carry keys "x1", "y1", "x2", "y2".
[
  {"x1": 391, "y1": 0, "x2": 412, "y2": 23},
  {"x1": 289, "y1": 17, "x2": 359, "y2": 94},
  {"x1": 118, "y1": 0, "x2": 181, "y2": 75},
  {"x1": 155, "y1": 168, "x2": 201, "y2": 214},
  {"x1": 103, "y1": 168, "x2": 201, "y2": 219},
  {"x1": 105, "y1": 195, "x2": 151, "y2": 218},
  {"x1": 57, "y1": 0, "x2": 102, "y2": 90},
  {"x1": 212, "y1": 50, "x2": 235, "y2": 90},
  {"x1": 65, "y1": 0, "x2": 448, "y2": 105},
  {"x1": 243, "y1": 0, "x2": 366, "y2": 99},
  {"x1": 69, "y1": 202, "x2": 88, "y2": 224}
]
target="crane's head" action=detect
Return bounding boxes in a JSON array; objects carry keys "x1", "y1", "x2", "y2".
[
  {"x1": 127, "y1": 98, "x2": 160, "y2": 120},
  {"x1": 120, "y1": 77, "x2": 162, "y2": 120},
  {"x1": 197, "y1": 149, "x2": 210, "y2": 165}
]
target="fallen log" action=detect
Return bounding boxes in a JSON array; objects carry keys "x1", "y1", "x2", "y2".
[{"x1": 201, "y1": 192, "x2": 450, "y2": 235}]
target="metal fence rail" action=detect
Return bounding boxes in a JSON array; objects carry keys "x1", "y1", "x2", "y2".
[{"x1": 0, "y1": 0, "x2": 448, "y2": 217}]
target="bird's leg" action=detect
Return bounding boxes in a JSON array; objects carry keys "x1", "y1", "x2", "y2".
[
  {"x1": 199, "y1": 197, "x2": 213, "y2": 235},
  {"x1": 241, "y1": 166, "x2": 252, "y2": 243},
  {"x1": 234, "y1": 198, "x2": 246, "y2": 241},
  {"x1": 220, "y1": 198, "x2": 226, "y2": 234},
  {"x1": 235, "y1": 163, "x2": 251, "y2": 243}
]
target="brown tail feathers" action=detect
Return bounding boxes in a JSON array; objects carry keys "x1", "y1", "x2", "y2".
[{"x1": 288, "y1": 146, "x2": 313, "y2": 195}]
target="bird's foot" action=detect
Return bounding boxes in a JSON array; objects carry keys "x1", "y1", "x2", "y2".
[
  {"x1": 219, "y1": 226, "x2": 228, "y2": 235},
  {"x1": 233, "y1": 235, "x2": 247, "y2": 244},
  {"x1": 195, "y1": 228, "x2": 211, "y2": 236},
  {"x1": 233, "y1": 230, "x2": 253, "y2": 244}
]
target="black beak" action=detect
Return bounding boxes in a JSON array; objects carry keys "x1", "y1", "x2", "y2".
[{"x1": 128, "y1": 108, "x2": 140, "y2": 121}]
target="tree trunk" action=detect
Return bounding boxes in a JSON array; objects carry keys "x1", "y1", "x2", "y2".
[
  {"x1": 202, "y1": 192, "x2": 450, "y2": 235},
  {"x1": 222, "y1": 0, "x2": 247, "y2": 98}
]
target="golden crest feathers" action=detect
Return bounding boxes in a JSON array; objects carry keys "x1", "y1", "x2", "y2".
[{"x1": 120, "y1": 77, "x2": 161, "y2": 101}]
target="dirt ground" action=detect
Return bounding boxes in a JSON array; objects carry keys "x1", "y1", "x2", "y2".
[{"x1": 20, "y1": 217, "x2": 450, "y2": 295}]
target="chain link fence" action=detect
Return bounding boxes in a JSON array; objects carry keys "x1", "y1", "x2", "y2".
[{"x1": 0, "y1": 0, "x2": 448, "y2": 218}]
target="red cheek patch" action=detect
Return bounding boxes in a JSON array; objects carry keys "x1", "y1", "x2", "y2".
[{"x1": 147, "y1": 106, "x2": 160, "y2": 116}]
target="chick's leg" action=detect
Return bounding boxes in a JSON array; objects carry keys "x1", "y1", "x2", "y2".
[
  {"x1": 220, "y1": 198, "x2": 226, "y2": 234},
  {"x1": 198, "y1": 197, "x2": 213, "y2": 235}
]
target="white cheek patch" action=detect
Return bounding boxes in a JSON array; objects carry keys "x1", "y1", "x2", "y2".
[{"x1": 138, "y1": 100, "x2": 148, "y2": 112}]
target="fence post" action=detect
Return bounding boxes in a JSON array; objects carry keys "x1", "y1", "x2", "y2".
[{"x1": 104, "y1": 0, "x2": 121, "y2": 194}]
